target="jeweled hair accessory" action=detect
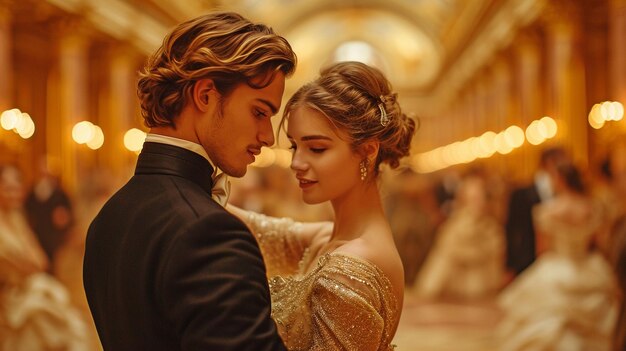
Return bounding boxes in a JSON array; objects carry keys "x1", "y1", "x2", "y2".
[{"x1": 379, "y1": 95, "x2": 390, "y2": 127}]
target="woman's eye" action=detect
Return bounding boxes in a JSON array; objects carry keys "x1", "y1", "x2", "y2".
[
  {"x1": 288, "y1": 144, "x2": 297, "y2": 151},
  {"x1": 310, "y1": 148, "x2": 326, "y2": 154}
]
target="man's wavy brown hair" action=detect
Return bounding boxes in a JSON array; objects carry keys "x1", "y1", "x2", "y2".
[{"x1": 137, "y1": 12, "x2": 297, "y2": 128}]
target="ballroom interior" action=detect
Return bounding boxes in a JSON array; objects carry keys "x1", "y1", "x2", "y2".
[{"x1": 1, "y1": 0, "x2": 625, "y2": 350}]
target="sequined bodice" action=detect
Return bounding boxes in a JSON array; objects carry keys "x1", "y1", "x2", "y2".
[{"x1": 247, "y1": 212, "x2": 399, "y2": 351}]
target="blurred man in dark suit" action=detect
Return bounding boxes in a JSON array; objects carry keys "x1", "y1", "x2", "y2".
[{"x1": 505, "y1": 146, "x2": 568, "y2": 276}]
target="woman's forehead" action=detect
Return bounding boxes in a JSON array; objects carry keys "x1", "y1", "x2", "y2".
[{"x1": 287, "y1": 106, "x2": 347, "y2": 141}]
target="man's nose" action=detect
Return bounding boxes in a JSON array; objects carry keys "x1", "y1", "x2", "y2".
[{"x1": 259, "y1": 119, "x2": 275, "y2": 147}]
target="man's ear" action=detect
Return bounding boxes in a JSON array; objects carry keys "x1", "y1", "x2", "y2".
[
  {"x1": 192, "y1": 79, "x2": 217, "y2": 112},
  {"x1": 359, "y1": 140, "x2": 379, "y2": 164}
]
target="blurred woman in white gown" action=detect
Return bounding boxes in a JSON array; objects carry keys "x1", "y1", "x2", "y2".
[
  {"x1": 415, "y1": 170, "x2": 505, "y2": 300},
  {"x1": 0, "y1": 165, "x2": 89, "y2": 350},
  {"x1": 497, "y1": 161, "x2": 620, "y2": 351}
]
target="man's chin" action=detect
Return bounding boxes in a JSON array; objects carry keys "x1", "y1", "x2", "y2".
[{"x1": 222, "y1": 166, "x2": 247, "y2": 178}]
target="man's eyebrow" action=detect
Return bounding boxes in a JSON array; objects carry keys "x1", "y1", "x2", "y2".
[{"x1": 257, "y1": 99, "x2": 279, "y2": 115}]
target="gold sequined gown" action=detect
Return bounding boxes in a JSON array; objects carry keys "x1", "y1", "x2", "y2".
[{"x1": 247, "y1": 212, "x2": 400, "y2": 351}]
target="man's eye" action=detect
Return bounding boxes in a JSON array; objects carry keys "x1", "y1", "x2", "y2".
[{"x1": 254, "y1": 109, "x2": 268, "y2": 118}]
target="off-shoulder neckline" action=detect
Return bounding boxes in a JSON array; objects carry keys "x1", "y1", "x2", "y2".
[{"x1": 316, "y1": 252, "x2": 395, "y2": 287}]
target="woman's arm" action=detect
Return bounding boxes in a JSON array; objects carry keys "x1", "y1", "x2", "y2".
[{"x1": 226, "y1": 204, "x2": 332, "y2": 276}]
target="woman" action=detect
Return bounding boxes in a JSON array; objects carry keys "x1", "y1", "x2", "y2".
[
  {"x1": 416, "y1": 169, "x2": 505, "y2": 300},
  {"x1": 229, "y1": 61, "x2": 416, "y2": 350},
  {"x1": 497, "y1": 161, "x2": 620, "y2": 351},
  {"x1": 0, "y1": 165, "x2": 89, "y2": 350},
  {"x1": 607, "y1": 215, "x2": 626, "y2": 351}
]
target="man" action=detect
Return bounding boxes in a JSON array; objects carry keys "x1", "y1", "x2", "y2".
[
  {"x1": 25, "y1": 157, "x2": 73, "y2": 267},
  {"x1": 83, "y1": 12, "x2": 296, "y2": 350},
  {"x1": 504, "y1": 146, "x2": 568, "y2": 276}
]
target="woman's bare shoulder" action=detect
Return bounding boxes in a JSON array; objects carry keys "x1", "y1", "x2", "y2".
[{"x1": 333, "y1": 236, "x2": 404, "y2": 296}]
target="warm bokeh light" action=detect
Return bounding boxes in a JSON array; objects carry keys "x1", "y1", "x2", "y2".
[
  {"x1": 415, "y1": 116, "x2": 561, "y2": 173},
  {"x1": 612, "y1": 101, "x2": 624, "y2": 121},
  {"x1": 124, "y1": 128, "x2": 146, "y2": 152},
  {"x1": 540, "y1": 116, "x2": 558, "y2": 138},
  {"x1": 588, "y1": 103, "x2": 604, "y2": 129},
  {"x1": 589, "y1": 101, "x2": 624, "y2": 128},
  {"x1": 478, "y1": 131, "x2": 497, "y2": 158},
  {"x1": 494, "y1": 132, "x2": 513, "y2": 154},
  {"x1": 1, "y1": 109, "x2": 21, "y2": 130},
  {"x1": 504, "y1": 125, "x2": 525, "y2": 148},
  {"x1": 468, "y1": 137, "x2": 482, "y2": 159},
  {"x1": 72, "y1": 121, "x2": 95, "y2": 144},
  {"x1": 599, "y1": 101, "x2": 623, "y2": 121},
  {"x1": 16, "y1": 113, "x2": 35, "y2": 139},
  {"x1": 87, "y1": 125, "x2": 104, "y2": 150},
  {"x1": 526, "y1": 121, "x2": 546, "y2": 145}
]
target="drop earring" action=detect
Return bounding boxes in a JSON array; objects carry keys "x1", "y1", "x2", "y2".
[{"x1": 360, "y1": 160, "x2": 368, "y2": 181}]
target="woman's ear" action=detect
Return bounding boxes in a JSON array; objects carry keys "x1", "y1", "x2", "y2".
[
  {"x1": 192, "y1": 79, "x2": 217, "y2": 112},
  {"x1": 359, "y1": 141, "x2": 379, "y2": 164}
]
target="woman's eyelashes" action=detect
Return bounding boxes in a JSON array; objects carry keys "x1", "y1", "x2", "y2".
[
  {"x1": 288, "y1": 144, "x2": 325, "y2": 154},
  {"x1": 288, "y1": 140, "x2": 327, "y2": 154}
]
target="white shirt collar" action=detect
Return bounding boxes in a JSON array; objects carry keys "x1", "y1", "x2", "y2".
[{"x1": 534, "y1": 170, "x2": 554, "y2": 202}]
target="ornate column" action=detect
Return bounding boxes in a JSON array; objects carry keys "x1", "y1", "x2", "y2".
[
  {"x1": 542, "y1": 1, "x2": 587, "y2": 166},
  {"x1": 611, "y1": 0, "x2": 626, "y2": 105},
  {"x1": 490, "y1": 59, "x2": 512, "y2": 133},
  {"x1": 105, "y1": 45, "x2": 140, "y2": 178},
  {"x1": 513, "y1": 30, "x2": 543, "y2": 180},
  {"x1": 462, "y1": 88, "x2": 475, "y2": 138},
  {"x1": 485, "y1": 58, "x2": 511, "y2": 174},
  {"x1": 0, "y1": 3, "x2": 10, "y2": 156},
  {"x1": 48, "y1": 17, "x2": 90, "y2": 194},
  {"x1": 0, "y1": 2, "x2": 12, "y2": 112},
  {"x1": 474, "y1": 78, "x2": 488, "y2": 134}
]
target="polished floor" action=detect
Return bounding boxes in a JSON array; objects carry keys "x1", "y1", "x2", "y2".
[{"x1": 393, "y1": 289, "x2": 501, "y2": 351}]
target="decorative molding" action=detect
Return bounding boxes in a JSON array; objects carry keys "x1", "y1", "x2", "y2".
[
  {"x1": 45, "y1": 0, "x2": 168, "y2": 54},
  {"x1": 425, "y1": 0, "x2": 546, "y2": 115}
]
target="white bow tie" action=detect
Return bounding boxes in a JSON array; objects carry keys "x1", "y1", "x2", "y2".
[{"x1": 211, "y1": 172, "x2": 231, "y2": 207}]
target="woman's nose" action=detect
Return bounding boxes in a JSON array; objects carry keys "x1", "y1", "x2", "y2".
[{"x1": 290, "y1": 150, "x2": 307, "y2": 171}]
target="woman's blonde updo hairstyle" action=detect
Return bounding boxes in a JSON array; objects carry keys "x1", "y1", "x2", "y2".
[
  {"x1": 281, "y1": 61, "x2": 416, "y2": 174},
  {"x1": 138, "y1": 12, "x2": 297, "y2": 128}
]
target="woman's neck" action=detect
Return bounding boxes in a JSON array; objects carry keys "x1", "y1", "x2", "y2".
[{"x1": 329, "y1": 180, "x2": 385, "y2": 242}]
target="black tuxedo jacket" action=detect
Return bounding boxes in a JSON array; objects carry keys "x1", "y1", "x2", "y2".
[
  {"x1": 83, "y1": 142, "x2": 285, "y2": 351},
  {"x1": 505, "y1": 183, "x2": 541, "y2": 274}
]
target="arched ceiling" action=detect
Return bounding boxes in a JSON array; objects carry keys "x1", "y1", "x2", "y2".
[
  {"x1": 276, "y1": 8, "x2": 442, "y2": 91},
  {"x1": 39, "y1": 0, "x2": 542, "y2": 111},
  {"x1": 214, "y1": 0, "x2": 489, "y2": 93},
  {"x1": 43, "y1": 0, "x2": 491, "y2": 94}
]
